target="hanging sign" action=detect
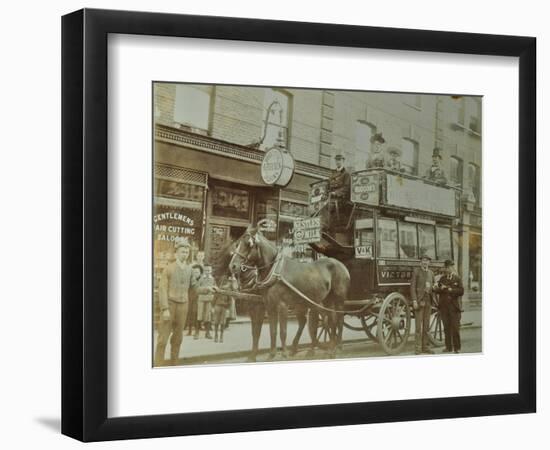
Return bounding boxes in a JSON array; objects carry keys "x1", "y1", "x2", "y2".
[
  {"x1": 261, "y1": 147, "x2": 295, "y2": 187},
  {"x1": 293, "y1": 217, "x2": 321, "y2": 244}
]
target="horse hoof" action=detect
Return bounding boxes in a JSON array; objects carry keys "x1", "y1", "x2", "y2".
[
  {"x1": 281, "y1": 351, "x2": 288, "y2": 359},
  {"x1": 305, "y1": 349, "x2": 315, "y2": 358},
  {"x1": 289, "y1": 348, "x2": 298, "y2": 357},
  {"x1": 267, "y1": 352, "x2": 276, "y2": 361},
  {"x1": 246, "y1": 355, "x2": 257, "y2": 363}
]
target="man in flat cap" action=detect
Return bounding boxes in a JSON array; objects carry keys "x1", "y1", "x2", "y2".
[
  {"x1": 155, "y1": 237, "x2": 207, "y2": 366},
  {"x1": 366, "y1": 132, "x2": 386, "y2": 169},
  {"x1": 425, "y1": 147, "x2": 448, "y2": 185},
  {"x1": 410, "y1": 254, "x2": 436, "y2": 354},
  {"x1": 434, "y1": 259, "x2": 465, "y2": 353}
]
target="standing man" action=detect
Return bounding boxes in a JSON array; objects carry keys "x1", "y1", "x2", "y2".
[
  {"x1": 410, "y1": 255, "x2": 435, "y2": 355},
  {"x1": 434, "y1": 259, "x2": 465, "y2": 353},
  {"x1": 155, "y1": 237, "x2": 195, "y2": 366},
  {"x1": 325, "y1": 153, "x2": 351, "y2": 228},
  {"x1": 424, "y1": 147, "x2": 448, "y2": 185},
  {"x1": 328, "y1": 154, "x2": 351, "y2": 201}
]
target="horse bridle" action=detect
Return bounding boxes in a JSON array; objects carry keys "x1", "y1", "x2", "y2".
[{"x1": 232, "y1": 233, "x2": 277, "y2": 273}]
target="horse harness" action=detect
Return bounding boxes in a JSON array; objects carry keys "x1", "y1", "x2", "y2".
[{"x1": 235, "y1": 245, "x2": 366, "y2": 315}]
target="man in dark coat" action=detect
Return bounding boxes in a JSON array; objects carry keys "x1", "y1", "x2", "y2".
[
  {"x1": 434, "y1": 259, "x2": 465, "y2": 353},
  {"x1": 425, "y1": 147, "x2": 448, "y2": 185},
  {"x1": 410, "y1": 255, "x2": 435, "y2": 354},
  {"x1": 328, "y1": 154, "x2": 351, "y2": 201},
  {"x1": 324, "y1": 154, "x2": 352, "y2": 228}
]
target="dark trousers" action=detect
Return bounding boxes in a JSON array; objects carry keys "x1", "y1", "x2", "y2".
[
  {"x1": 440, "y1": 298, "x2": 461, "y2": 351},
  {"x1": 414, "y1": 297, "x2": 431, "y2": 351},
  {"x1": 186, "y1": 298, "x2": 198, "y2": 330},
  {"x1": 155, "y1": 301, "x2": 188, "y2": 365}
]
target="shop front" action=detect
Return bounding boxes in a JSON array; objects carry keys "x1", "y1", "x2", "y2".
[{"x1": 154, "y1": 127, "x2": 323, "y2": 275}]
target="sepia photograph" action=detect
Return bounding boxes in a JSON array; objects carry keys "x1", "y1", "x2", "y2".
[{"x1": 152, "y1": 83, "x2": 483, "y2": 367}]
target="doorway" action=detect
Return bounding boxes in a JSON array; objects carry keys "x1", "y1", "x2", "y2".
[{"x1": 205, "y1": 222, "x2": 247, "y2": 266}]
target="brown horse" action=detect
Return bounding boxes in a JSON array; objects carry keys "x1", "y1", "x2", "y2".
[
  {"x1": 229, "y1": 222, "x2": 350, "y2": 361},
  {"x1": 212, "y1": 240, "x2": 266, "y2": 361}
]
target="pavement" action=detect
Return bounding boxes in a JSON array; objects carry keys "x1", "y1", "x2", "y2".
[{"x1": 155, "y1": 302, "x2": 482, "y2": 365}]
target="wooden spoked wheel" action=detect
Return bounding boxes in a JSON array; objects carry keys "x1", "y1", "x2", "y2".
[
  {"x1": 377, "y1": 293, "x2": 411, "y2": 355},
  {"x1": 316, "y1": 314, "x2": 331, "y2": 349},
  {"x1": 343, "y1": 315, "x2": 364, "y2": 332},
  {"x1": 360, "y1": 313, "x2": 379, "y2": 342},
  {"x1": 428, "y1": 295, "x2": 444, "y2": 347}
]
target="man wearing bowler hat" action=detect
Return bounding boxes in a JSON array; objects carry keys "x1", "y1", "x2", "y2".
[
  {"x1": 410, "y1": 254, "x2": 436, "y2": 354},
  {"x1": 434, "y1": 259, "x2": 465, "y2": 353},
  {"x1": 425, "y1": 147, "x2": 448, "y2": 185}
]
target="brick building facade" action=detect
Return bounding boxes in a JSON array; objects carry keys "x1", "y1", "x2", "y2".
[{"x1": 153, "y1": 83, "x2": 482, "y2": 299}]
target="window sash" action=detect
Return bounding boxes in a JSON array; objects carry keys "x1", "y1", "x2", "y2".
[{"x1": 377, "y1": 218, "x2": 398, "y2": 258}]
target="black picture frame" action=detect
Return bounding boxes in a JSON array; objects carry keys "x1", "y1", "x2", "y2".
[{"x1": 62, "y1": 8, "x2": 536, "y2": 442}]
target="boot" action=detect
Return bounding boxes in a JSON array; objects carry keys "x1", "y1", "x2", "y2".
[
  {"x1": 170, "y1": 349, "x2": 179, "y2": 366},
  {"x1": 154, "y1": 344, "x2": 166, "y2": 366},
  {"x1": 219, "y1": 330, "x2": 224, "y2": 343},
  {"x1": 205, "y1": 322, "x2": 212, "y2": 339},
  {"x1": 194, "y1": 322, "x2": 201, "y2": 340}
]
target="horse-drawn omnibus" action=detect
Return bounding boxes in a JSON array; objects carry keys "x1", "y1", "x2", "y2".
[{"x1": 306, "y1": 167, "x2": 461, "y2": 355}]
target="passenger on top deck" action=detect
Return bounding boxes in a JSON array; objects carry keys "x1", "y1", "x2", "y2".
[
  {"x1": 366, "y1": 132, "x2": 386, "y2": 169},
  {"x1": 424, "y1": 147, "x2": 448, "y2": 185},
  {"x1": 386, "y1": 146, "x2": 405, "y2": 172}
]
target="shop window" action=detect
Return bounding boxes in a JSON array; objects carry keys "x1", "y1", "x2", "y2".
[
  {"x1": 156, "y1": 179, "x2": 204, "y2": 202},
  {"x1": 280, "y1": 200, "x2": 308, "y2": 217},
  {"x1": 418, "y1": 223, "x2": 436, "y2": 259},
  {"x1": 211, "y1": 186, "x2": 250, "y2": 220},
  {"x1": 450, "y1": 156, "x2": 463, "y2": 187},
  {"x1": 436, "y1": 226, "x2": 453, "y2": 261},
  {"x1": 260, "y1": 89, "x2": 291, "y2": 151},
  {"x1": 173, "y1": 85, "x2": 210, "y2": 130},
  {"x1": 401, "y1": 138, "x2": 419, "y2": 175},
  {"x1": 399, "y1": 222, "x2": 418, "y2": 259},
  {"x1": 377, "y1": 218, "x2": 398, "y2": 258}
]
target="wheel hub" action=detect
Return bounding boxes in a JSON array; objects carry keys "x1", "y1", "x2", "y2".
[{"x1": 391, "y1": 316, "x2": 403, "y2": 330}]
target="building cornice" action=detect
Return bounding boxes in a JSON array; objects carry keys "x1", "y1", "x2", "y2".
[{"x1": 154, "y1": 124, "x2": 331, "y2": 180}]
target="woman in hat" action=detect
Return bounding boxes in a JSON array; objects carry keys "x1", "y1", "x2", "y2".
[
  {"x1": 366, "y1": 133, "x2": 386, "y2": 169},
  {"x1": 386, "y1": 146, "x2": 404, "y2": 172}
]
